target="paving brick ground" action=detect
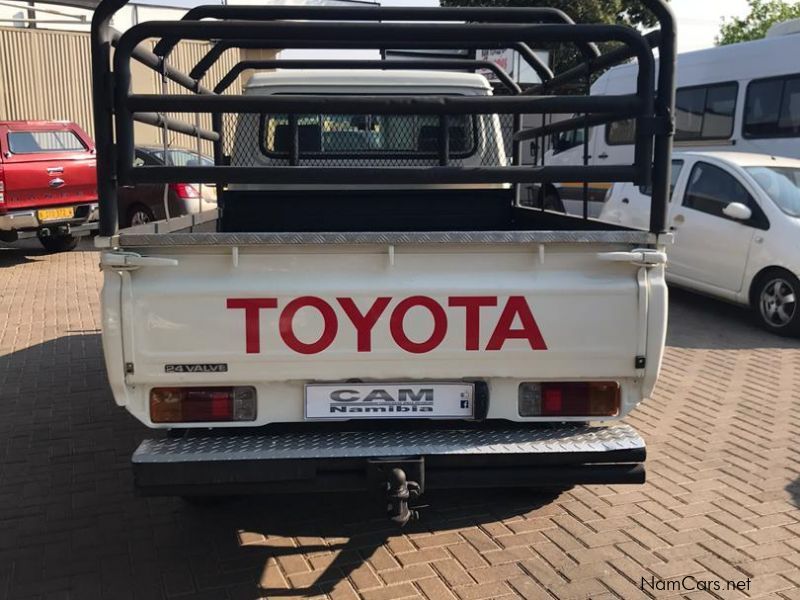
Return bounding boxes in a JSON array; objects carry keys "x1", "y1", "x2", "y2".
[{"x1": 0, "y1": 240, "x2": 798, "y2": 600}]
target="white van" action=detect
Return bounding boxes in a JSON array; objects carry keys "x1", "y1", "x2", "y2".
[{"x1": 543, "y1": 33, "x2": 800, "y2": 212}]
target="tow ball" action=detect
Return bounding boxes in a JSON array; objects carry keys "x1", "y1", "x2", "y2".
[
  {"x1": 368, "y1": 458, "x2": 424, "y2": 526},
  {"x1": 386, "y1": 468, "x2": 422, "y2": 526}
]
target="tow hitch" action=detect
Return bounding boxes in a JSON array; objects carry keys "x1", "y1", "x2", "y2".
[{"x1": 368, "y1": 458, "x2": 424, "y2": 526}]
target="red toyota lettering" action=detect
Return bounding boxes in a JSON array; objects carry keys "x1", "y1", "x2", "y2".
[
  {"x1": 280, "y1": 296, "x2": 338, "y2": 355},
  {"x1": 226, "y1": 298, "x2": 277, "y2": 354},
  {"x1": 389, "y1": 296, "x2": 448, "y2": 354},
  {"x1": 338, "y1": 297, "x2": 391, "y2": 352},
  {"x1": 486, "y1": 296, "x2": 548, "y2": 351},
  {"x1": 448, "y1": 296, "x2": 498, "y2": 351},
  {"x1": 228, "y1": 295, "x2": 547, "y2": 354}
]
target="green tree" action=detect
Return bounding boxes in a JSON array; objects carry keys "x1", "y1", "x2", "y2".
[
  {"x1": 439, "y1": 0, "x2": 661, "y2": 74},
  {"x1": 718, "y1": 0, "x2": 800, "y2": 45}
]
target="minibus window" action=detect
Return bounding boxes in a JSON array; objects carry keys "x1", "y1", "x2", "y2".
[
  {"x1": 703, "y1": 84, "x2": 738, "y2": 138},
  {"x1": 778, "y1": 79, "x2": 800, "y2": 134},
  {"x1": 745, "y1": 75, "x2": 800, "y2": 138},
  {"x1": 608, "y1": 83, "x2": 737, "y2": 146},
  {"x1": 675, "y1": 88, "x2": 705, "y2": 140},
  {"x1": 675, "y1": 83, "x2": 737, "y2": 142}
]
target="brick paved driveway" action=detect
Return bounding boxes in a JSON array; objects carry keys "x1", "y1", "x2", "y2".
[{"x1": 0, "y1": 241, "x2": 798, "y2": 600}]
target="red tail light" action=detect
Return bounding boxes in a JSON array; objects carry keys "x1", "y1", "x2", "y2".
[
  {"x1": 169, "y1": 183, "x2": 199, "y2": 199},
  {"x1": 150, "y1": 387, "x2": 257, "y2": 423},
  {"x1": 518, "y1": 382, "x2": 620, "y2": 417}
]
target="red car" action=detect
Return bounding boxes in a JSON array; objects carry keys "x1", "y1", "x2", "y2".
[{"x1": 0, "y1": 120, "x2": 98, "y2": 252}]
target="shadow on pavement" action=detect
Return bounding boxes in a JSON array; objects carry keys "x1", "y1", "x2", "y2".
[
  {"x1": 0, "y1": 237, "x2": 96, "y2": 267},
  {"x1": 176, "y1": 488, "x2": 562, "y2": 598},
  {"x1": 666, "y1": 286, "x2": 799, "y2": 350},
  {"x1": 0, "y1": 242, "x2": 50, "y2": 267},
  {"x1": 787, "y1": 477, "x2": 799, "y2": 509},
  {"x1": 0, "y1": 333, "x2": 565, "y2": 599}
]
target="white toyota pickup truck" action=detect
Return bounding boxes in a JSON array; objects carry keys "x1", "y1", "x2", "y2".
[{"x1": 92, "y1": 0, "x2": 676, "y2": 523}]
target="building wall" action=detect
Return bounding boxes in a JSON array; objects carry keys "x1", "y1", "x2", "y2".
[
  {"x1": 0, "y1": 25, "x2": 272, "y2": 154},
  {"x1": 0, "y1": 26, "x2": 95, "y2": 133}
]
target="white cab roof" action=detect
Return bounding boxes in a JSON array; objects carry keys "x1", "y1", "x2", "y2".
[
  {"x1": 245, "y1": 69, "x2": 493, "y2": 91},
  {"x1": 675, "y1": 151, "x2": 800, "y2": 169}
]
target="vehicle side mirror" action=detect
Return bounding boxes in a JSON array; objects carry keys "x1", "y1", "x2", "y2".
[{"x1": 722, "y1": 202, "x2": 752, "y2": 221}]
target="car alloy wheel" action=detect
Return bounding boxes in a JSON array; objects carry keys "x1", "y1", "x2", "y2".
[{"x1": 759, "y1": 277, "x2": 797, "y2": 329}]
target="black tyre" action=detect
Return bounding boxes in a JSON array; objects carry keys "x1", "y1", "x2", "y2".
[
  {"x1": 126, "y1": 204, "x2": 155, "y2": 228},
  {"x1": 752, "y1": 269, "x2": 800, "y2": 337},
  {"x1": 38, "y1": 234, "x2": 79, "y2": 253}
]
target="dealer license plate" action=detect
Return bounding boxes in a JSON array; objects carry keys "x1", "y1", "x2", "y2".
[
  {"x1": 37, "y1": 206, "x2": 75, "y2": 222},
  {"x1": 305, "y1": 382, "x2": 475, "y2": 420}
]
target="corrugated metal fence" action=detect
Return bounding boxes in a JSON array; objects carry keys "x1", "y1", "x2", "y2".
[{"x1": 0, "y1": 26, "x2": 245, "y2": 153}]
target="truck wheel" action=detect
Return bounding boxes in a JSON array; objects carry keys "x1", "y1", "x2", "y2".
[
  {"x1": 127, "y1": 204, "x2": 155, "y2": 228},
  {"x1": 39, "y1": 234, "x2": 79, "y2": 253},
  {"x1": 753, "y1": 269, "x2": 800, "y2": 336}
]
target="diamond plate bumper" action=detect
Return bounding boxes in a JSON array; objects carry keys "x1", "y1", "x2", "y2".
[{"x1": 132, "y1": 424, "x2": 646, "y2": 495}]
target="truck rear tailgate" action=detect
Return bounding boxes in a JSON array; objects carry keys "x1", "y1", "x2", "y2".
[{"x1": 101, "y1": 235, "x2": 667, "y2": 427}]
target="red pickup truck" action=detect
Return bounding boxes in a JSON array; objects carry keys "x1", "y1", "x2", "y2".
[{"x1": 0, "y1": 120, "x2": 98, "y2": 252}]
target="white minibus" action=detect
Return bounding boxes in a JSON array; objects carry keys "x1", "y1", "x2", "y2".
[{"x1": 542, "y1": 32, "x2": 800, "y2": 213}]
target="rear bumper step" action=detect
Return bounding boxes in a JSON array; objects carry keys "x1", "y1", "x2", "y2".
[{"x1": 132, "y1": 424, "x2": 646, "y2": 495}]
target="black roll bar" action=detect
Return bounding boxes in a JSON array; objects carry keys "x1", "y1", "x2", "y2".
[
  {"x1": 128, "y1": 165, "x2": 638, "y2": 186},
  {"x1": 112, "y1": 20, "x2": 655, "y2": 186},
  {"x1": 109, "y1": 28, "x2": 213, "y2": 95},
  {"x1": 151, "y1": 5, "x2": 600, "y2": 61},
  {"x1": 133, "y1": 112, "x2": 219, "y2": 142},
  {"x1": 187, "y1": 40, "x2": 552, "y2": 84},
  {"x1": 91, "y1": 0, "x2": 676, "y2": 238},
  {"x1": 213, "y1": 59, "x2": 522, "y2": 95},
  {"x1": 646, "y1": 3, "x2": 677, "y2": 235},
  {"x1": 126, "y1": 94, "x2": 642, "y2": 116},
  {"x1": 91, "y1": 0, "x2": 119, "y2": 237},
  {"x1": 528, "y1": 29, "x2": 662, "y2": 95},
  {"x1": 514, "y1": 110, "x2": 640, "y2": 143}
]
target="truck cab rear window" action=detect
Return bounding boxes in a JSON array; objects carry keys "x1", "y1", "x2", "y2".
[
  {"x1": 8, "y1": 130, "x2": 86, "y2": 154},
  {"x1": 259, "y1": 114, "x2": 477, "y2": 159}
]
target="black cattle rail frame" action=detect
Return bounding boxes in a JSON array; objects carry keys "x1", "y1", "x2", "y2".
[{"x1": 90, "y1": 0, "x2": 676, "y2": 237}]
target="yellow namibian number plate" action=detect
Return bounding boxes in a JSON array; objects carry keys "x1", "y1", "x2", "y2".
[{"x1": 37, "y1": 207, "x2": 75, "y2": 222}]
